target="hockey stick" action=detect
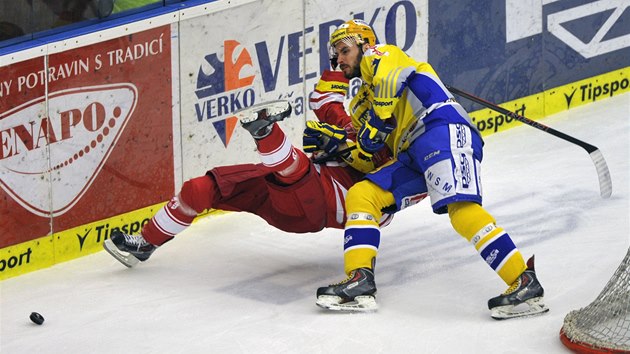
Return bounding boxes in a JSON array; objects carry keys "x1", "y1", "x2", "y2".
[
  {"x1": 445, "y1": 85, "x2": 612, "y2": 199},
  {"x1": 311, "y1": 145, "x2": 357, "y2": 164}
]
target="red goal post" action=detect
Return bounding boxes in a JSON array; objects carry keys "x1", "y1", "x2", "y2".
[{"x1": 559, "y1": 247, "x2": 630, "y2": 353}]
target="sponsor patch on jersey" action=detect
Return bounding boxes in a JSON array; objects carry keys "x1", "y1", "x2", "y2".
[{"x1": 459, "y1": 153, "x2": 472, "y2": 189}]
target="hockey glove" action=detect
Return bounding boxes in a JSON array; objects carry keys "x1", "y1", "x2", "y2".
[
  {"x1": 357, "y1": 110, "x2": 396, "y2": 158},
  {"x1": 303, "y1": 121, "x2": 348, "y2": 155}
]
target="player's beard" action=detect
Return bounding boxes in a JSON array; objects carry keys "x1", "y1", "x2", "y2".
[{"x1": 343, "y1": 47, "x2": 363, "y2": 80}]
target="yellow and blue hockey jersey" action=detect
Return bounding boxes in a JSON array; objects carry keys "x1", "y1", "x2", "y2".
[{"x1": 349, "y1": 44, "x2": 476, "y2": 157}]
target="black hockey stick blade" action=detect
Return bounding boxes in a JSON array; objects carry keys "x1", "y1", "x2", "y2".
[{"x1": 446, "y1": 85, "x2": 612, "y2": 199}]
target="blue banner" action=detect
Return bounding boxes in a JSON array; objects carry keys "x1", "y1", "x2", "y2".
[{"x1": 428, "y1": 0, "x2": 630, "y2": 110}]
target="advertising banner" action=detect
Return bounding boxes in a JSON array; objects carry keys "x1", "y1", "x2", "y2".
[
  {"x1": 179, "y1": 0, "x2": 307, "y2": 179},
  {"x1": 429, "y1": 0, "x2": 630, "y2": 111},
  {"x1": 178, "y1": 0, "x2": 428, "y2": 180},
  {"x1": 0, "y1": 25, "x2": 175, "y2": 253},
  {"x1": 0, "y1": 56, "x2": 52, "y2": 248},
  {"x1": 2, "y1": 0, "x2": 625, "y2": 280}
]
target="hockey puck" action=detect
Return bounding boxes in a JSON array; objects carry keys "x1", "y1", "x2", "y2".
[{"x1": 30, "y1": 312, "x2": 44, "y2": 325}]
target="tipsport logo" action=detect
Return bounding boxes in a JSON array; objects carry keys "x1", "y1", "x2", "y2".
[{"x1": 194, "y1": 40, "x2": 256, "y2": 147}]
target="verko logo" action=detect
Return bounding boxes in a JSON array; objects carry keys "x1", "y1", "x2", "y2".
[
  {"x1": 0, "y1": 84, "x2": 138, "y2": 217},
  {"x1": 194, "y1": 40, "x2": 256, "y2": 147}
]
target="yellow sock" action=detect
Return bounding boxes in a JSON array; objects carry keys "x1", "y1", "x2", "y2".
[
  {"x1": 448, "y1": 202, "x2": 526, "y2": 285},
  {"x1": 343, "y1": 180, "x2": 395, "y2": 275},
  {"x1": 344, "y1": 247, "x2": 377, "y2": 275}
]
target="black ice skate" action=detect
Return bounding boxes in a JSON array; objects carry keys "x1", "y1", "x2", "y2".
[
  {"x1": 103, "y1": 230, "x2": 156, "y2": 268},
  {"x1": 488, "y1": 255, "x2": 549, "y2": 320},
  {"x1": 316, "y1": 268, "x2": 378, "y2": 312},
  {"x1": 237, "y1": 100, "x2": 292, "y2": 139}
]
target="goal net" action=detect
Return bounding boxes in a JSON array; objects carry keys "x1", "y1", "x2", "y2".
[{"x1": 560, "y1": 247, "x2": 630, "y2": 353}]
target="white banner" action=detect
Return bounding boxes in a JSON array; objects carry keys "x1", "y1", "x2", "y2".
[{"x1": 178, "y1": 0, "x2": 428, "y2": 181}]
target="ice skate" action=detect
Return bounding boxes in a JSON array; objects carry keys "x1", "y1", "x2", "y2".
[
  {"x1": 316, "y1": 268, "x2": 378, "y2": 312},
  {"x1": 488, "y1": 255, "x2": 549, "y2": 320},
  {"x1": 237, "y1": 100, "x2": 292, "y2": 138},
  {"x1": 103, "y1": 230, "x2": 156, "y2": 268}
]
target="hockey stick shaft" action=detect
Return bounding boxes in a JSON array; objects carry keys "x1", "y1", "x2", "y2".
[
  {"x1": 311, "y1": 145, "x2": 356, "y2": 164},
  {"x1": 446, "y1": 86, "x2": 597, "y2": 150},
  {"x1": 446, "y1": 85, "x2": 612, "y2": 198}
]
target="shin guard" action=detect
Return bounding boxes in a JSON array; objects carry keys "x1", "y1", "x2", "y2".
[
  {"x1": 343, "y1": 214, "x2": 380, "y2": 275},
  {"x1": 142, "y1": 196, "x2": 195, "y2": 246},
  {"x1": 448, "y1": 202, "x2": 526, "y2": 285},
  {"x1": 142, "y1": 176, "x2": 215, "y2": 246},
  {"x1": 342, "y1": 181, "x2": 395, "y2": 275}
]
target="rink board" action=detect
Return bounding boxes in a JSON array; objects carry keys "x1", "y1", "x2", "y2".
[{"x1": 0, "y1": 0, "x2": 628, "y2": 280}]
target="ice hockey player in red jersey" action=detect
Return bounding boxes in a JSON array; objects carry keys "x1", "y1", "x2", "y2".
[
  {"x1": 104, "y1": 72, "x2": 415, "y2": 269},
  {"x1": 104, "y1": 101, "x2": 353, "y2": 266}
]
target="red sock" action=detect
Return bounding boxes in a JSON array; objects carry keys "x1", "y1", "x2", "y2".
[
  {"x1": 142, "y1": 175, "x2": 216, "y2": 246},
  {"x1": 255, "y1": 123, "x2": 298, "y2": 172},
  {"x1": 142, "y1": 176, "x2": 215, "y2": 246},
  {"x1": 254, "y1": 123, "x2": 311, "y2": 184},
  {"x1": 274, "y1": 150, "x2": 310, "y2": 185},
  {"x1": 142, "y1": 197, "x2": 195, "y2": 246}
]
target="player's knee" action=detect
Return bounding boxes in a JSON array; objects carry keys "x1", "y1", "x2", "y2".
[
  {"x1": 179, "y1": 175, "x2": 215, "y2": 214},
  {"x1": 448, "y1": 201, "x2": 496, "y2": 241},
  {"x1": 275, "y1": 148, "x2": 310, "y2": 184},
  {"x1": 346, "y1": 180, "x2": 394, "y2": 217}
]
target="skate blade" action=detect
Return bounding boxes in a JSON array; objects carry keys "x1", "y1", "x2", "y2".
[
  {"x1": 103, "y1": 239, "x2": 140, "y2": 268},
  {"x1": 490, "y1": 297, "x2": 549, "y2": 320},
  {"x1": 316, "y1": 295, "x2": 378, "y2": 312},
  {"x1": 238, "y1": 100, "x2": 291, "y2": 124}
]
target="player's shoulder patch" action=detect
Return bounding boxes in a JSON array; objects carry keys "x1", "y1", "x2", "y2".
[{"x1": 364, "y1": 44, "x2": 390, "y2": 58}]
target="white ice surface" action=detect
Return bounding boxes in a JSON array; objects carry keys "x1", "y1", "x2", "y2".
[{"x1": 1, "y1": 93, "x2": 629, "y2": 354}]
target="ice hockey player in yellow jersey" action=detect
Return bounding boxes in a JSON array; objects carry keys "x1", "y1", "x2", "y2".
[{"x1": 314, "y1": 19, "x2": 549, "y2": 320}]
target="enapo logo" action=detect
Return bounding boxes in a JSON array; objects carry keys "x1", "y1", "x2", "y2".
[
  {"x1": 194, "y1": 40, "x2": 256, "y2": 147},
  {"x1": 0, "y1": 84, "x2": 137, "y2": 217}
]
